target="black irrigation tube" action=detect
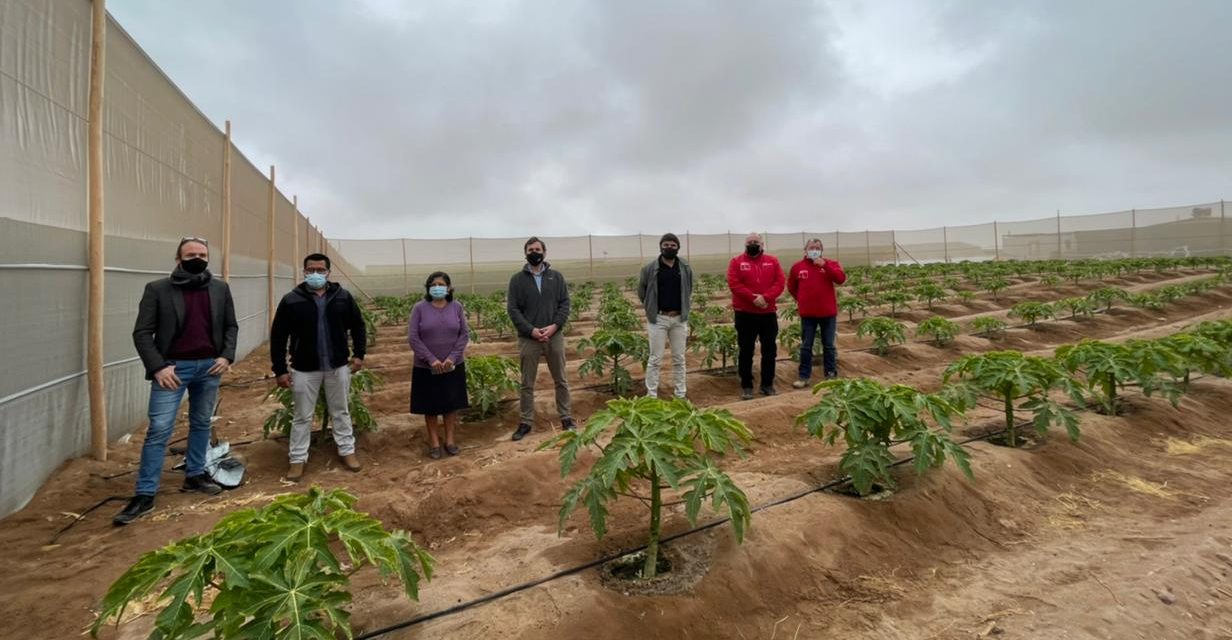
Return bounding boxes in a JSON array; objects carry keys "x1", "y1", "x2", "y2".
[{"x1": 353, "y1": 423, "x2": 1021, "y2": 639}]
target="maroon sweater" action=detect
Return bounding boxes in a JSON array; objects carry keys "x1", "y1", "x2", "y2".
[{"x1": 169, "y1": 287, "x2": 215, "y2": 359}]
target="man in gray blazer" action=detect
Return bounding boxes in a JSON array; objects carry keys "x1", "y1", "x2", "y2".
[{"x1": 114, "y1": 237, "x2": 238, "y2": 526}]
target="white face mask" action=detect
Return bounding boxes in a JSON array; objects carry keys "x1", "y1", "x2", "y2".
[{"x1": 806, "y1": 249, "x2": 822, "y2": 260}]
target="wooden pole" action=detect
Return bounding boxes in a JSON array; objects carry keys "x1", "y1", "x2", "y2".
[
  {"x1": 685, "y1": 230, "x2": 691, "y2": 262},
  {"x1": 834, "y1": 229, "x2": 839, "y2": 262},
  {"x1": 468, "y1": 236, "x2": 476, "y2": 294},
  {"x1": 638, "y1": 233, "x2": 644, "y2": 263},
  {"x1": 292, "y1": 195, "x2": 300, "y2": 268},
  {"x1": 222, "y1": 120, "x2": 233, "y2": 281},
  {"x1": 267, "y1": 165, "x2": 276, "y2": 330},
  {"x1": 891, "y1": 230, "x2": 899, "y2": 266},
  {"x1": 588, "y1": 234, "x2": 594, "y2": 279},
  {"x1": 1056, "y1": 209, "x2": 1062, "y2": 259},
  {"x1": 87, "y1": 0, "x2": 108, "y2": 461},
  {"x1": 401, "y1": 238, "x2": 409, "y2": 294},
  {"x1": 864, "y1": 230, "x2": 871, "y2": 266},
  {"x1": 993, "y1": 221, "x2": 1000, "y2": 261},
  {"x1": 1130, "y1": 208, "x2": 1137, "y2": 258},
  {"x1": 942, "y1": 226, "x2": 949, "y2": 263},
  {"x1": 1221, "y1": 200, "x2": 1227, "y2": 257}
]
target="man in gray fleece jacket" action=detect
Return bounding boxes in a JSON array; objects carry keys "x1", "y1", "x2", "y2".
[
  {"x1": 637, "y1": 232, "x2": 694, "y2": 399},
  {"x1": 507, "y1": 237, "x2": 574, "y2": 440}
]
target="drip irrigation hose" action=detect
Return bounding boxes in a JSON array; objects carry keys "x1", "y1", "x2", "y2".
[{"x1": 353, "y1": 422, "x2": 1021, "y2": 639}]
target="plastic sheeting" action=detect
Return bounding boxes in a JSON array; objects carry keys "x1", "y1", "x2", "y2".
[{"x1": 0, "y1": 1, "x2": 321, "y2": 517}]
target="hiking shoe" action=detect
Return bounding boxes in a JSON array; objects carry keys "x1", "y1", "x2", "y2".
[
  {"x1": 182, "y1": 474, "x2": 222, "y2": 495},
  {"x1": 444, "y1": 443, "x2": 460, "y2": 456},
  {"x1": 760, "y1": 386, "x2": 778, "y2": 396},
  {"x1": 341, "y1": 453, "x2": 362, "y2": 472},
  {"x1": 286, "y1": 462, "x2": 305, "y2": 482},
  {"x1": 512, "y1": 423, "x2": 533, "y2": 441},
  {"x1": 741, "y1": 388, "x2": 755, "y2": 401},
  {"x1": 792, "y1": 378, "x2": 810, "y2": 389},
  {"x1": 561, "y1": 417, "x2": 578, "y2": 432},
  {"x1": 824, "y1": 371, "x2": 839, "y2": 380},
  {"x1": 112, "y1": 495, "x2": 154, "y2": 526}
]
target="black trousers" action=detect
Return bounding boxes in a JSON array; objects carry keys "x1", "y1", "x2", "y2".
[{"x1": 734, "y1": 311, "x2": 779, "y2": 390}]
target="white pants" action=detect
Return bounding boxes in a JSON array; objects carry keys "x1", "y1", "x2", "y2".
[
  {"x1": 290, "y1": 366, "x2": 356, "y2": 463},
  {"x1": 646, "y1": 314, "x2": 688, "y2": 398}
]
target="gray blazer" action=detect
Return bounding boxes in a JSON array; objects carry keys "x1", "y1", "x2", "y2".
[
  {"x1": 637, "y1": 257, "x2": 694, "y2": 322},
  {"x1": 132, "y1": 277, "x2": 239, "y2": 379}
]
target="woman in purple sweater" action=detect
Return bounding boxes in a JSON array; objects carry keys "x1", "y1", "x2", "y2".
[{"x1": 407, "y1": 271, "x2": 470, "y2": 459}]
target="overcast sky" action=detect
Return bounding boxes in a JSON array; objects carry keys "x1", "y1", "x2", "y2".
[{"x1": 108, "y1": 0, "x2": 1232, "y2": 240}]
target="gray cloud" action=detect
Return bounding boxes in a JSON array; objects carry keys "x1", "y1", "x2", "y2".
[{"x1": 109, "y1": 0, "x2": 1232, "y2": 239}]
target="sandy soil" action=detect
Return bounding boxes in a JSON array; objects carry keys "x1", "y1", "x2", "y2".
[{"x1": 2, "y1": 269, "x2": 1231, "y2": 639}]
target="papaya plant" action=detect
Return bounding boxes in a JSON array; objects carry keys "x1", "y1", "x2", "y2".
[
  {"x1": 969, "y1": 316, "x2": 1008, "y2": 339},
  {"x1": 1055, "y1": 340, "x2": 1138, "y2": 415},
  {"x1": 91, "y1": 487, "x2": 433, "y2": 640},
  {"x1": 1123, "y1": 338, "x2": 1187, "y2": 406},
  {"x1": 916, "y1": 316, "x2": 960, "y2": 347},
  {"x1": 796, "y1": 378, "x2": 972, "y2": 496},
  {"x1": 465, "y1": 355, "x2": 520, "y2": 420},
  {"x1": 842, "y1": 295, "x2": 870, "y2": 322},
  {"x1": 263, "y1": 369, "x2": 385, "y2": 439},
  {"x1": 579, "y1": 328, "x2": 650, "y2": 396},
  {"x1": 881, "y1": 290, "x2": 912, "y2": 317},
  {"x1": 1055, "y1": 296, "x2": 1094, "y2": 320},
  {"x1": 857, "y1": 317, "x2": 907, "y2": 355},
  {"x1": 1087, "y1": 286, "x2": 1128, "y2": 313},
  {"x1": 692, "y1": 324, "x2": 739, "y2": 372},
  {"x1": 943, "y1": 351, "x2": 1083, "y2": 447},
  {"x1": 984, "y1": 277, "x2": 1010, "y2": 301},
  {"x1": 1159, "y1": 331, "x2": 1231, "y2": 387},
  {"x1": 1008, "y1": 301, "x2": 1056, "y2": 327},
  {"x1": 914, "y1": 282, "x2": 947, "y2": 310},
  {"x1": 539, "y1": 397, "x2": 752, "y2": 579}
]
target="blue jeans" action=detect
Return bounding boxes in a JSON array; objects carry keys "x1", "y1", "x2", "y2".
[
  {"x1": 798, "y1": 316, "x2": 838, "y2": 380},
  {"x1": 135, "y1": 359, "x2": 221, "y2": 496}
]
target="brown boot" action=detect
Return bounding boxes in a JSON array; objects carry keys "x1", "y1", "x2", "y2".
[
  {"x1": 341, "y1": 453, "x2": 362, "y2": 472},
  {"x1": 287, "y1": 462, "x2": 305, "y2": 482}
]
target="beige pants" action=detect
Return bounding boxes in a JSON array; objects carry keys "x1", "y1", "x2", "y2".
[
  {"x1": 518, "y1": 332, "x2": 571, "y2": 424},
  {"x1": 646, "y1": 314, "x2": 688, "y2": 398}
]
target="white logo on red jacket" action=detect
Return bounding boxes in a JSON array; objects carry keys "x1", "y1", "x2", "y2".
[
  {"x1": 797, "y1": 269, "x2": 809, "y2": 279},
  {"x1": 739, "y1": 263, "x2": 751, "y2": 271}
]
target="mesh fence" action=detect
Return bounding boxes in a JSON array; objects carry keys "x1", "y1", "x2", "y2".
[{"x1": 325, "y1": 206, "x2": 1231, "y2": 298}]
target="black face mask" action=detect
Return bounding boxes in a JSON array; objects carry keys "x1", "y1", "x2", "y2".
[
  {"x1": 745, "y1": 244, "x2": 762, "y2": 257},
  {"x1": 526, "y1": 252, "x2": 545, "y2": 266},
  {"x1": 181, "y1": 258, "x2": 209, "y2": 274},
  {"x1": 661, "y1": 248, "x2": 678, "y2": 260}
]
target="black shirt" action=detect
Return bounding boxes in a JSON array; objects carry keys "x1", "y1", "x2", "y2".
[{"x1": 657, "y1": 257, "x2": 682, "y2": 313}]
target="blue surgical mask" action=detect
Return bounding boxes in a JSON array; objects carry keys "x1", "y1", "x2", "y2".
[
  {"x1": 305, "y1": 273, "x2": 328, "y2": 289},
  {"x1": 429, "y1": 285, "x2": 449, "y2": 300},
  {"x1": 806, "y1": 249, "x2": 822, "y2": 260}
]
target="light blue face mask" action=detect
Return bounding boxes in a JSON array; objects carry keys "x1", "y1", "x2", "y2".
[
  {"x1": 304, "y1": 273, "x2": 328, "y2": 289},
  {"x1": 429, "y1": 285, "x2": 449, "y2": 300},
  {"x1": 806, "y1": 249, "x2": 822, "y2": 260}
]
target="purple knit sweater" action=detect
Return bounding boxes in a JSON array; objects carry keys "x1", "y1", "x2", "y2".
[{"x1": 407, "y1": 300, "x2": 469, "y2": 369}]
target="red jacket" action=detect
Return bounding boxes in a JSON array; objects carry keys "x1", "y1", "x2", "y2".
[
  {"x1": 727, "y1": 253, "x2": 786, "y2": 314},
  {"x1": 787, "y1": 257, "x2": 847, "y2": 318}
]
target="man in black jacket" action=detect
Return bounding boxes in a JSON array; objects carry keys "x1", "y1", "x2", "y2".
[
  {"x1": 507, "y1": 237, "x2": 573, "y2": 441},
  {"x1": 114, "y1": 237, "x2": 239, "y2": 526},
  {"x1": 269, "y1": 253, "x2": 367, "y2": 481}
]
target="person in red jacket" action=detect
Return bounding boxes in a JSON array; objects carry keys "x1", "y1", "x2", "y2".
[
  {"x1": 787, "y1": 238, "x2": 847, "y2": 387},
  {"x1": 727, "y1": 232, "x2": 786, "y2": 399}
]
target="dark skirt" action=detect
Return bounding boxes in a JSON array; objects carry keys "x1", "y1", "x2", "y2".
[{"x1": 410, "y1": 362, "x2": 470, "y2": 416}]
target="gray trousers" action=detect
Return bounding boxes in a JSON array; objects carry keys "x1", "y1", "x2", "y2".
[
  {"x1": 646, "y1": 314, "x2": 688, "y2": 398},
  {"x1": 518, "y1": 332, "x2": 571, "y2": 423},
  {"x1": 290, "y1": 366, "x2": 356, "y2": 463}
]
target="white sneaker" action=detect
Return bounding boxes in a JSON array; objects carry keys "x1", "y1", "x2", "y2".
[{"x1": 792, "y1": 379, "x2": 810, "y2": 389}]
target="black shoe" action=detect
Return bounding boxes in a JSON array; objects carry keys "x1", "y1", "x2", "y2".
[
  {"x1": 444, "y1": 443, "x2": 460, "y2": 456},
  {"x1": 741, "y1": 388, "x2": 754, "y2": 401},
  {"x1": 181, "y1": 474, "x2": 222, "y2": 495},
  {"x1": 561, "y1": 417, "x2": 578, "y2": 432},
  {"x1": 760, "y1": 386, "x2": 777, "y2": 396},
  {"x1": 112, "y1": 495, "x2": 154, "y2": 526},
  {"x1": 512, "y1": 423, "x2": 533, "y2": 441}
]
